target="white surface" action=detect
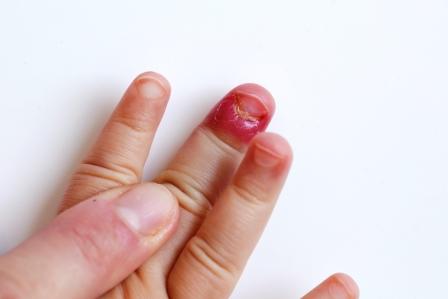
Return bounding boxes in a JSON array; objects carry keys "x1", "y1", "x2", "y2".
[{"x1": 1, "y1": 0, "x2": 447, "y2": 298}]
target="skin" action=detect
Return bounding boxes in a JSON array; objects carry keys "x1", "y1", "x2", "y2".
[{"x1": 0, "y1": 72, "x2": 359, "y2": 299}]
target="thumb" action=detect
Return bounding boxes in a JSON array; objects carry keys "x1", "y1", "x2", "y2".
[{"x1": 0, "y1": 183, "x2": 179, "y2": 299}]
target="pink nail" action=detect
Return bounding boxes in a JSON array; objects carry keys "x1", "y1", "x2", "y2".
[
  {"x1": 135, "y1": 72, "x2": 170, "y2": 100},
  {"x1": 114, "y1": 184, "x2": 176, "y2": 236},
  {"x1": 253, "y1": 144, "x2": 283, "y2": 168}
]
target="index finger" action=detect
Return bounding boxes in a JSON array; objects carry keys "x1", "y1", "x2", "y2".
[{"x1": 61, "y1": 71, "x2": 171, "y2": 211}]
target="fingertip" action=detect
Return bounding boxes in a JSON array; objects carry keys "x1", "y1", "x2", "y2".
[
  {"x1": 203, "y1": 83, "x2": 276, "y2": 145},
  {"x1": 231, "y1": 83, "x2": 276, "y2": 115},
  {"x1": 251, "y1": 132, "x2": 293, "y2": 168},
  {"x1": 134, "y1": 71, "x2": 171, "y2": 100},
  {"x1": 330, "y1": 273, "x2": 360, "y2": 299},
  {"x1": 302, "y1": 273, "x2": 359, "y2": 299},
  {"x1": 136, "y1": 71, "x2": 171, "y2": 90}
]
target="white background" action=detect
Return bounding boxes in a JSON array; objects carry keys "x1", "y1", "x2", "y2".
[{"x1": 1, "y1": 0, "x2": 447, "y2": 298}]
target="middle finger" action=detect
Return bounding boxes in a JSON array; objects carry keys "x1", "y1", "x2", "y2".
[{"x1": 146, "y1": 83, "x2": 276, "y2": 280}]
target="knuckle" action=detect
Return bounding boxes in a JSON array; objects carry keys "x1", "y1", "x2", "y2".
[
  {"x1": 231, "y1": 178, "x2": 267, "y2": 206},
  {"x1": 111, "y1": 114, "x2": 152, "y2": 135},
  {"x1": 155, "y1": 169, "x2": 212, "y2": 218},
  {"x1": 185, "y1": 235, "x2": 237, "y2": 284},
  {"x1": 77, "y1": 160, "x2": 139, "y2": 186}
]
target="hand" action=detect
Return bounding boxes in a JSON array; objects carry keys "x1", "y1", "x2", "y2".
[{"x1": 0, "y1": 72, "x2": 359, "y2": 299}]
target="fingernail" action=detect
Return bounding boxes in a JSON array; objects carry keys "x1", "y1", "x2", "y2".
[
  {"x1": 204, "y1": 83, "x2": 274, "y2": 143},
  {"x1": 253, "y1": 144, "x2": 283, "y2": 167},
  {"x1": 235, "y1": 94, "x2": 268, "y2": 121},
  {"x1": 330, "y1": 275, "x2": 359, "y2": 299},
  {"x1": 114, "y1": 183, "x2": 176, "y2": 236},
  {"x1": 136, "y1": 76, "x2": 168, "y2": 100},
  {"x1": 335, "y1": 274, "x2": 360, "y2": 299}
]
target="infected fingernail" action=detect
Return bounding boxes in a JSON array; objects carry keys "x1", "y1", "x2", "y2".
[
  {"x1": 235, "y1": 94, "x2": 268, "y2": 121},
  {"x1": 204, "y1": 84, "x2": 274, "y2": 143},
  {"x1": 114, "y1": 183, "x2": 176, "y2": 236},
  {"x1": 253, "y1": 144, "x2": 283, "y2": 167},
  {"x1": 136, "y1": 77, "x2": 168, "y2": 100}
]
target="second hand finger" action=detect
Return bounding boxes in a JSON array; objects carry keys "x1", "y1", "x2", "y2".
[
  {"x1": 302, "y1": 273, "x2": 359, "y2": 299},
  {"x1": 61, "y1": 72, "x2": 171, "y2": 211}
]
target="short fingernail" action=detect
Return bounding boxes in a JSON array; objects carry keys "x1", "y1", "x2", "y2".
[
  {"x1": 253, "y1": 144, "x2": 283, "y2": 168},
  {"x1": 330, "y1": 275, "x2": 359, "y2": 299},
  {"x1": 114, "y1": 183, "x2": 176, "y2": 236},
  {"x1": 136, "y1": 75, "x2": 168, "y2": 100}
]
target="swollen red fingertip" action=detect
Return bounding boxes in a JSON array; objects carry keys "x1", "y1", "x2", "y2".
[{"x1": 204, "y1": 83, "x2": 275, "y2": 144}]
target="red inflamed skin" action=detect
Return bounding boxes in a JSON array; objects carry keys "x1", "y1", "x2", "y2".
[{"x1": 203, "y1": 83, "x2": 276, "y2": 145}]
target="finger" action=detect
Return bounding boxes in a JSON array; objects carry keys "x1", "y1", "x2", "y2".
[
  {"x1": 167, "y1": 132, "x2": 292, "y2": 299},
  {"x1": 141, "y1": 84, "x2": 275, "y2": 281},
  {"x1": 61, "y1": 72, "x2": 171, "y2": 211},
  {"x1": 302, "y1": 273, "x2": 359, "y2": 299},
  {"x1": 0, "y1": 183, "x2": 179, "y2": 299},
  {"x1": 155, "y1": 83, "x2": 275, "y2": 217}
]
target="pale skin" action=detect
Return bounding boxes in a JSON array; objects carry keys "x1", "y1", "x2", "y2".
[{"x1": 0, "y1": 72, "x2": 359, "y2": 299}]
